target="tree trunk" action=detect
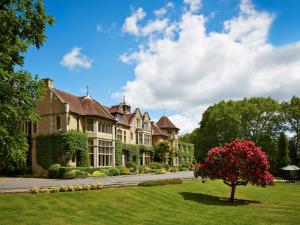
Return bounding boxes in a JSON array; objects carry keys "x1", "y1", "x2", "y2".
[{"x1": 230, "y1": 184, "x2": 236, "y2": 202}]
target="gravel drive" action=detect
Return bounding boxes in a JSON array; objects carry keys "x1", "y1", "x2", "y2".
[{"x1": 0, "y1": 171, "x2": 194, "y2": 193}]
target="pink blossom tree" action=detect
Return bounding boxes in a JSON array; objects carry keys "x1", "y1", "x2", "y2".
[{"x1": 194, "y1": 140, "x2": 274, "y2": 202}]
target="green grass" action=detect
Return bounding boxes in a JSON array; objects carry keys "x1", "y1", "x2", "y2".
[{"x1": 0, "y1": 180, "x2": 299, "y2": 225}]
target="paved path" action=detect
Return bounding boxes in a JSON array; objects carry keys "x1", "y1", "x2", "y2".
[{"x1": 0, "y1": 171, "x2": 194, "y2": 193}]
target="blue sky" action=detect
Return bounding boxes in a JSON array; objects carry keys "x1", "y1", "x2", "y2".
[{"x1": 24, "y1": 0, "x2": 300, "y2": 133}]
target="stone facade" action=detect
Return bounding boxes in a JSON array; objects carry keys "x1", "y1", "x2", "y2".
[{"x1": 27, "y1": 78, "x2": 193, "y2": 174}]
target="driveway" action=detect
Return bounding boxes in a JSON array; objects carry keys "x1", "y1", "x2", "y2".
[{"x1": 0, "y1": 171, "x2": 194, "y2": 194}]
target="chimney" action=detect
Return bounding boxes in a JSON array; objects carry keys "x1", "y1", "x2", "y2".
[{"x1": 42, "y1": 78, "x2": 53, "y2": 88}]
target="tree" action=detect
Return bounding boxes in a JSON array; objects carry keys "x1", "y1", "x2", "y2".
[
  {"x1": 154, "y1": 141, "x2": 171, "y2": 163},
  {"x1": 194, "y1": 140, "x2": 274, "y2": 202},
  {"x1": 283, "y1": 96, "x2": 300, "y2": 158},
  {"x1": 0, "y1": 0, "x2": 53, "y2": 173},
  {"x1": 277, "y1": 132, "x2": 291, "y2": 168}
]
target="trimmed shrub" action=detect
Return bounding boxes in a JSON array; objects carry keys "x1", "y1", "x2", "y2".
[
  {"x1": 48, "y1": 164, "x2": 61, "y2": 179},
  {"x1": 96, "y1": 183, "x2": 104, "y2": 189},
  {"x1": 119, "y1": 167, "x2": 129, "y2": 175},
  {"x1": 59, "y1": 186, "x2": 68, "y2": 192},
  {"x1": 155, "y1": 169, "x2": 167, "y2": 174},
  {"x1": 58, "y1": 167, "x2": 110, "y2": 178},
  {"x1": 82, "y1": 184, "x2": 91, "y2": 190},
  {"x1": 162, "y1": 163, "x2": 170, "y2": 171},
  {"x1": 90, "y1": 184, "x2": 98, "y2": 190},
  {"x1": 91, "y1": 171, "x2": 106, "y2": 177},
  {"x1": 138, "y1": 178, "x2": 182, "y2": 187},
  {"x1": 170, "y1": 167, "x2": 178, "y2": 172},
  {"x1": 108, "y1": 167, "x2": 120, "y2": 176},
  {"x1": 74, "y1": 185, "x2": 83, "y2": 191},
  {"x1": 40, "y1": 188, "x2": 50, "y2": 194},
  {"x1": 31, "y1": 186, "x2": 40, "y2": 194},
  {"x1": 63, "y1": 170, "x2": 90, "y2": 179},
  {"x1": 50, "y1": 187, "x2": 60, "y2": 193},
  {"x1": 149, "y1": 162, "x2": 162, "y2": 169}
]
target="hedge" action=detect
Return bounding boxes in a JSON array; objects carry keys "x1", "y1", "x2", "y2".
[
  {"x1": 58, "y1": 167, "x2": 111, "y2": 179},
  {"x1": 138, "y1": 178, "x2": 182, "y2": 187},
  {"x1": 36, "y1": 131, "x2": 89, "y2": 169}
]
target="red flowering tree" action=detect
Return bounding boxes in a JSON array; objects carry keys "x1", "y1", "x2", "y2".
[{"x1": 194, "y1": 140, "x2": 274, "y2": 202}]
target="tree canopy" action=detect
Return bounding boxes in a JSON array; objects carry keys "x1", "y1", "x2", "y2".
[
  {"x1": 0, "y1": 0, "x2": 53, "y2": 173},
  {"x1": 186, "y1": 97, "x2": 299, "y2": 173},
  {"x1": 194, "y1": 139, "x2": 274, "y2": 202}
]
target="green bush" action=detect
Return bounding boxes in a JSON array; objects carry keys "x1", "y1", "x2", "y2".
[
  {"x1": 162, "y1": 163, "x2": 170, "y2": 171},
  {"x1": 91, "y1": 171, "x2": 106, "y2": 177},
  {"x1": 119, "y1": 167, "x2": 129, "y2": 175},
  {"x1": 178, "y1": 165, "x2": 189, "y2": 171},
  {"x1": 108, "y1": 167, "x2": 120, "y2": 176},
  {"x1": 63, "y1": 170, "x2": 90, "y2": 179},
  {"x1": 82, "y1": 184, "x2": 91, "y2": 190},
  {"x1": 30, "y1": 186, "x2": 40, "y2": 194},
  {"x1": 90, "y1": 184, "x2": 98, "y2": 190},
  {"x1": 126, "y1": 161, "x2": 134, "y2": 168},
  {"x1": 155, "y1": 169, "x2": 167, "y2": 174},
  {"x1": 40, "y1": 188, "x2": 50, "y2": 194},
  {"x1": 58, "y1": 167, "x2": 109, "y2": 178},
  {"x1": 170, "y1": 167, "x2": 178, "y2": 172},
  {"x1": 48, "y1": 164, "x2": 61, "y2": 179},
  {"x1": 138, "y1": 178, "x2": 182, "y2": 187},
  {"x1": 96, "y1": 183, "x2": 104, "y2": 189},
  {"x1": 74, "y1": 185, "x2": 83, "y2": 191},
  {"x1": 59, "y1": 186, "x2": 68, "y2": 192},
  {"x1": 149, "y1": 162, "x2": 162, "y2": 169}
]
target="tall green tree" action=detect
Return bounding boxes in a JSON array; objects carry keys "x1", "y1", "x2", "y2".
[
  {"x1": 277, "y1": 132, "x2": 291, "y2": 169},
  {"x1": 190, "y1": 97, "x2": 284, "y2": 173},
  {"x1": 154, "y1": 141, "x2": 171, "y2": 163},
  {"x1": 283, "y1": 96, "x2": 300, "y2": 158},
  {"x1": 0, "y1": 0, "x2": 53, "y2": 173}
]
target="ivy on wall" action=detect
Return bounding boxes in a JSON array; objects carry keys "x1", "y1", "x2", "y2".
[
  {"x1": 36, "y1": 131, "x2": 89, "y2": 169},
  {"x1": 178, "y1": 142, "x2": 194, "y2": 163},
  {"x1": 115, "y1": 141, "x2": 154, "y2": 165}
]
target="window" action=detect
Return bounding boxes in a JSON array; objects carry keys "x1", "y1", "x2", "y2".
[
  {"x1": 117, "y1": 129, "x2": 122, "y2": 141},
  {"x1": 98, "y1": 122, "x2": 112, "y2": 134},
  {"x1": 131, "y1": 132, "x2": 133, "y2": 140},
  {"x1": 88, "y1": 139, "x2": 94, "y2": 166},
  {"x1": 138, "y1": 133, "x2": 143, "y2": 145},
  {"x1": 145, "y1": 152, "x2": 151, "y2": 165},
  {"x1": 144, "y1": 122, "x2": 149, "y2": 130},
  {"x1": 56, "y1": 116, "x2": 61, "y2": 130},
  {"x1": 137, "y1": 119, "x2": 140, "y2": 127},
  {"x1": 123, "y1": 131, "x2": 127, "y2": 143},
  {"x1": 98, "y1": 140, "x2": 113, "y2": 167},
  {"x1": 87, "y1": 119, "x2": 93, "y2": 131},
  {"x1": 144, "y1": 134, "x2": 151, "y2": 145}
]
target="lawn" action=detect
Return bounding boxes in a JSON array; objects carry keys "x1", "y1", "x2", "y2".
[{"x1": 0, "y1": 180, "x2": 299, "y2": 225}]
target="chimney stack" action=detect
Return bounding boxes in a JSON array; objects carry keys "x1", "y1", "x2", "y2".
[{"x1": 42, "y1": 78, "x2": 53, "y2": 88}]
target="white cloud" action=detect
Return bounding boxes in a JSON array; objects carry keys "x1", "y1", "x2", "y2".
[
  {"x1": 122, "y1": 7, "x2": 146, "y2": 36},
  {"x1": 154, "y1": 2, "x2": 174, "y2": 17},
  {"x1": 142, "y1": 18, "x2": 169, "y2": 36},
  {"x1": 117, "y1": 0, "x2": 300, "y2": 133},
  {"x1": 184, "y1": 0, "x2": 202, "y2": 13},
  {"x1": 60, "y1": 47, "x2": 92, "y2": 71}
]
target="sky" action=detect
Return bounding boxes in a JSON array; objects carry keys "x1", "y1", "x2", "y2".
[{"x1": 24, "y1": 0, "x2": 300, "y2": 134}]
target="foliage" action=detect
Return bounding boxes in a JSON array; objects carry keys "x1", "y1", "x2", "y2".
[
  {"x1": 0, "y1": 0, "x2": 53, "y2": 173},
  {"x1": 115, "y1": 140, "x2": 122, "y2": 166},
  {"x1": 170, "y1": 167, "x2": 178, "y2": 172},
  {"x1": 58, "y1": 167, "x2": 110, "y2": 178},
  {"x1": 48, "y1": 164, "x2": 61, "y2": 179},
  {"x1": 63, "y1": 170, "x2": 90, "y2": 179},
  {"x1": 194, "y1": 139, "x2": 275, "y2": 202},
  {"x1": 138, "y1": 178, "x2": 182, "y2": 187},
  {"x1": 154, "y1": 141, "x2": 171, "y2": 163},
  {"x1": 107, "y1": 167, "x2": 120, "y2": 176},
  {"x1": 283, "y1": 96, "x2": 300, "y2": 160},
  {"x1": 91, "y1": 171, "x2": 106, "y2": 177},
  {"x1": 149, "y1": 162, "x2": 163, "y2": 169},
  {"x1": 277, "y1": 132, "x2": 291, "y2": 168},
  {"x1": 37, "y1": 131, "x2": 88, "y2": 169},
  {"x1": 119, "y1": 167, "x2": 129, "y2": 175},
  {"x1": 30, "y1": 186, "x2": 40, "y2": 194}
]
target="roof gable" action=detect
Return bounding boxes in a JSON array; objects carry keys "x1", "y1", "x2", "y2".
[{"x1": 157, "y1": 116, "x2": 179, "y2": 130}]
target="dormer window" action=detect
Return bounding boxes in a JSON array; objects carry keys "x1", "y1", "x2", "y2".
[{"x1": 116, "y1": 113, "x2": 123, "y2": 121}]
